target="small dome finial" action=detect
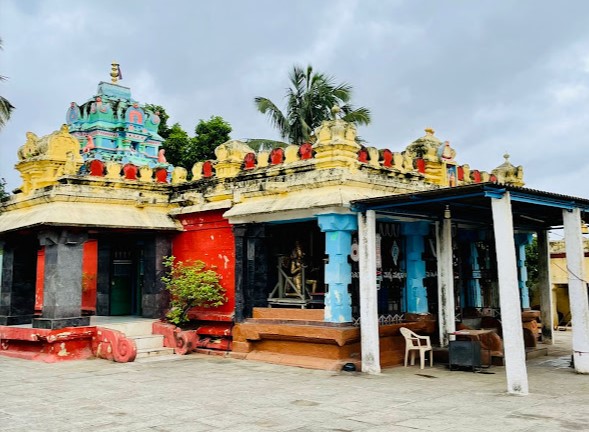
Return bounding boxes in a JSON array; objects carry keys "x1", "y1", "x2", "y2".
[
  {"x1": 110, "y1": 62, "x2": 122, "y2": 84},
  {"x1": 331, "y1": 105, "x2": 341, "y2": 120},
  {"x1": 503, "y1": 153, "x2": 510, "y2": 162},
  {"x1": 424, "y1": 127, "x2": 435, "y2": 135}
]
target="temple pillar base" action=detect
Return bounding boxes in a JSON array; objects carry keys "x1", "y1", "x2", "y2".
[
  {"x1": 33, "y1": 316, "x2": 90, "y2": 330},
  {"x1": 0, "y1": 315, "x2": 34, "y2": 326}
]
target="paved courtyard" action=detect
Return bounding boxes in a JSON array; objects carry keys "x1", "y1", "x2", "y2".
[{"x1": 0, "y1": 332, "x2": 587, "y2": 432}]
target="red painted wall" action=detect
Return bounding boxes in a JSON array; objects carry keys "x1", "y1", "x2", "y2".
[
  {"x1": 35, "y1": 248, "x2": 45, "y2": 313},
  {"x1": 34, "y1": 240, "x2": 98, "y2": 315},
  {"x1": 172, "y1": 210, "x2": 235, "y2": 321},
  {"x1": 81, "y1": 240, "x2": 98, "y2": 313}
]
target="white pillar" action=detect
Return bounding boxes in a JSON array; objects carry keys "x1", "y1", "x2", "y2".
[
  {"x1": 537, "y1": 230, "x2": 554, "y2": 344},
  {"x1": 358, "y1": 210, "x2": 381, "y2": 374},
  {"x1": 437, "y1": 208, "x2": 456, "y2": 347},
  {"x1": 491, "y1": 192, "x2": 529, "y2": 395},
  {"x1": 562, "y1": 208, "x2": 589, "y2": 373}
]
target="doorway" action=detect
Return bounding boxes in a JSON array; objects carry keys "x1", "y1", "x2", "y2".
[{"x1": 110, "y1": 248, "x2": 141, "y2": 316}]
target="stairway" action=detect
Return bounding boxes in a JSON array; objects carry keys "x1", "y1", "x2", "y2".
[{"x1": 91, "y1": 317, "x2": 175, "y2": 361}]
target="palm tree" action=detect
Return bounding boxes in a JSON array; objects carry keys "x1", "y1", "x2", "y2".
[
  {"x1": 0, "y1": 38, "x2": 14, "y2": 130},
  {"x1": 254, "y1": 65, "x2": 371, "y2": 145}
]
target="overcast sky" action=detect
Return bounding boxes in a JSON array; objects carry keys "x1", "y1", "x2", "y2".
[{"x1": 1, "y1": 0, "x2": 589, "y2": 198}]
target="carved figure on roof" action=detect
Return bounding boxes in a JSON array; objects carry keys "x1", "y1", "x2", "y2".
[
  {"x1": 192, "y1": 162, "x2": 203, "y2": 180},
  {"x1": 126, "y1": 104, "x2": 145, "y2": 125},
  {"x1": 83, "y1": 135, "x2": 95, "y2": 153},
  {"x1": 17, "y1": 132, "x2": 40, "y2": 160},
  {"x1": 15, "y1": 126, "x2": 84, "y2": 194},
  {"x1": 171, "y1": 166, "x2": 187, "y2": 184},
  {"x1": 402, "y1": 151, "x2": 413, "y2": 171},
  {"x1": 63, "y1": 152, "x2": 78, "y2": 175},
  {"x1": 491, "y1": 153, "x2": 525, "y2": 187},
  {"x1": 66, "y1": 102, "x2": 80, "y2": 124},
  {"x1": 149, "y1": 111, "x2": 161, "y2": 126},
  {"x1": 158, "y1": 149, "x2": 167, "y2": 164},
  {"x1": 405, "y1": 128, "x2": 442, "y2": 160},
  {"x1": 438, "y1": 141, "x2": 456, "y2": 162}
]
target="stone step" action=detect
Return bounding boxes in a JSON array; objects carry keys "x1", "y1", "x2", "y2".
[
  {"x1": 95, "y1": 319, "x2": 157, "y2": 337},
  {"x1": 136, "y1": 347, "x2": 175, "y2": 359},
  {"x1": 134, "y1": 354, "x2": 185, "y2": 364},
  {"x1": 131, "y1": 334, "x2": 165, "y2": 351}
]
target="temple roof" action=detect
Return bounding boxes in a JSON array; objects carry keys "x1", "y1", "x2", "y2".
[{"x1": 351, "y1": 182, "x2": 589, "y2": 229}]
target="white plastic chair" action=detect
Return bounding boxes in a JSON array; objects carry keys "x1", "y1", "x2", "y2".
[{"x1": 400, "y1": 327, "x2": 433, "y2": 369}]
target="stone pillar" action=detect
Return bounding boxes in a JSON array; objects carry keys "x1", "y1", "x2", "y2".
[
  {"x1": 562, "y1": 208, "x2": 589, "y2": 373},
  {"x1": 515, "y1": 233, "x2": 533, "y2": 310},
  {"x1": 357, "y1": 210, "x2": 380, "y2": 373},
  {"x1": 401, "y1": 221, "x2": 430, "y2": 314},
  {"x1": 234, "y1": 224, "x2": 268, "y2": 322},
  {"x1": 0, "y1": 237, "x2": 37, "y2": 325},
  {"x1": 491, "y1": 192, "x2": 528, "y2": 395},
  {"x1": 537, "y1": 230, "x2": 554, "y2": 344},
  {"x1": 318, "y1": 214, "x2": 357, "y2": 323},
  {"x1": 142, "y1": 234, "x2": 171, "y2": 318},
  {"x1": 96, "y1": 238, "x2": 111, "y2": 316},
  {"x1": 436, "y1": 208, "x2": 456, "y2": 348},
  {"x1": 33, "y1": 230, "x2": 90, "y2": 329}
]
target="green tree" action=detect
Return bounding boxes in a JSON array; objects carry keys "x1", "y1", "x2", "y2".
[
  {"x1": 161, "y1": 256, "x2": 226, "y2": 326},
  {"x1": 0, "y1": 178, "x2": 8, "y2": 200},
  {"x1": 186, "y1": 115, "x2": 232, "y2": 164},
  {"x1": 0, "y1": 38, "x2": 15, "y2": 130},
  {"x1": 144, "y1": 104, "x2": 171, "y2": 139},
  {"x1": 161, "y1": 123, "x2": 191, "y2": 168},
  {"x1": 254, "y1": 65, "x2": 371, "y2": 145}
]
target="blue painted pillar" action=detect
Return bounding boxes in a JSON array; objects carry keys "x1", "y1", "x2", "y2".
[
  {"x1": 401, "y1": 221, "x2": 430, "y2": 314},
  {"x1": 462, "y1": 231, "x2": 485, "y2": 308},
  {"x1": 467, "y1": 241, "x2": 483, "y2": 308},
  {"x1": 515, "y1": 233, "x2": 533, "y2": 310},
  {"x1": 318, "y1": 213, "x2": 358, "y2": 323}
]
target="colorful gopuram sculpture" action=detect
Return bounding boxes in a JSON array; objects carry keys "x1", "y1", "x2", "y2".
[{"x1": 65, "y1": 62, "x2": 170, "y2": 182}]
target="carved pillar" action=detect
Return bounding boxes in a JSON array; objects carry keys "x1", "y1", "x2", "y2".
[
  {"x1": 318, "y1": 213, "x2": 357, "y2": 323},
  {"x1": 401, "y1": 221, "x2": 430, "y2": 314},
  {"x1": 0, "y1": 237, "x2": 37, "y2": 325},
  {"x1": 234, "y1": 224, "x2": 268, "y2": 322},
  {"x1": 515, "y1": 233, "x2": 533, "y2": 310},
  {"x1": 33, "y1": 230, "x2": 89, "y2": 329}
]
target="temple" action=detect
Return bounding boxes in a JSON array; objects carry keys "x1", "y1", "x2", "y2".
[{"x1": 1, "y1": 66, "x2": 588, "y2": 396}]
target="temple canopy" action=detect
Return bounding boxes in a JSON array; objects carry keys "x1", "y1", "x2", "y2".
[{"x1": 351, "y1": 182, "x2": 589, "y2": 229}]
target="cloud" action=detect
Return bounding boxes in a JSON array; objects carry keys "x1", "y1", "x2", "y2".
[{"x1": 2, "y1": 0, "x2": 589, "y2": 200}]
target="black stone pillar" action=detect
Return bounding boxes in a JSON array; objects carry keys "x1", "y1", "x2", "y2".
[
  {"x1": 33, "y1": 230, "x2": 89, "y2": 329},
  {"x1": 234, "y1": 224, "x2": 269, "y2": 322},
  {"x1": 95, "y1": 238, "x2": 111, "y2": 316},
  {"x1": 0, "y1": 237, "x2": 37, "y2": 325},
  {"x1": 142, "y1": 234, "x2": 171, "y2": 318}
]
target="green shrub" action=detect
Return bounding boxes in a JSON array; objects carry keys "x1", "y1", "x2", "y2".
[{"x1": 161, "y1": 256, "x2": 226, "y2": 325}]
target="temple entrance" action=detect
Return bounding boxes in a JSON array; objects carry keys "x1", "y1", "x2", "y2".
[{"x1": 266, "y1": 221, "x2": 326, "y2": 309}]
